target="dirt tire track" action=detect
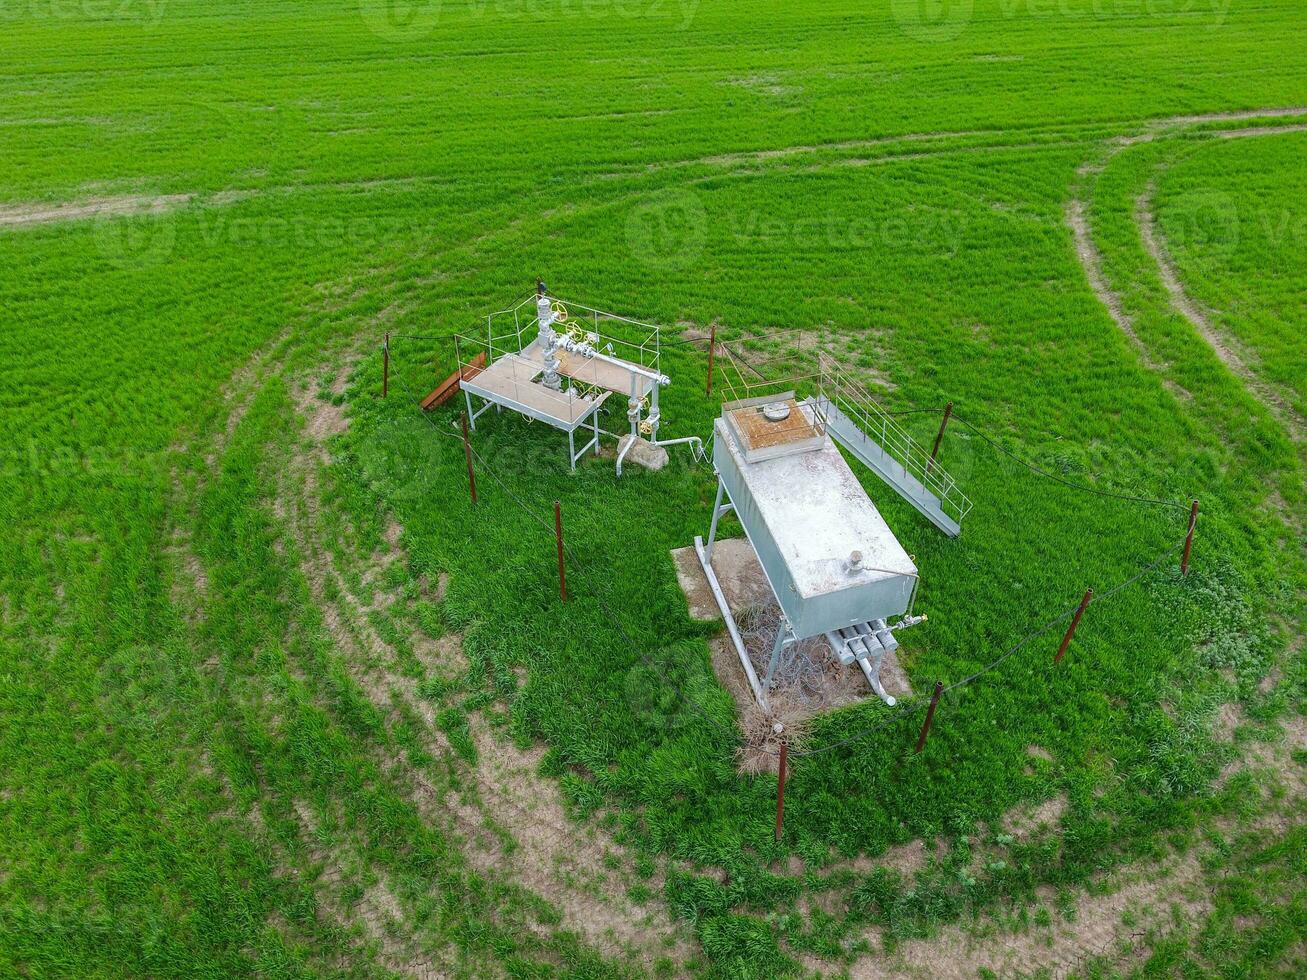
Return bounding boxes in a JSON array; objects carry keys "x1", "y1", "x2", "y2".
[
  {"x1": 283, "y1": 375, "x2": 694, "y2": 971},
  {"x1": 1065, "y1": 107, "x2": 1307, "y2": 433},
  {"x1": 1136, "y1": 182, "x2": 1305, "y2": 440}
]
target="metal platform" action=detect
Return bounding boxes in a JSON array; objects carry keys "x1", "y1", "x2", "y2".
[
  {"x1": 811, "y1": 395, "x2": 963, "y2": 537},
  {"x1": 519, "y1": 339, "x2": 656, "y2": 398},
  {"x1": 460, "y1": 354, "x2": 609, "y2": 470}
]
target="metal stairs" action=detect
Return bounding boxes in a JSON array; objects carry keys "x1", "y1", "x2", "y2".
[{"x1": 806, "y1": 393, "x2": 969, "y2": 538}]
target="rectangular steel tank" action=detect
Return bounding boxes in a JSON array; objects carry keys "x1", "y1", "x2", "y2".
[{"x1": 712, "y1": 412, "x2": 917, "y2": 639}]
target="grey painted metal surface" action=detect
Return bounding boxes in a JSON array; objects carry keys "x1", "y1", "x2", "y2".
[
  {"x1": 810, "y1": 396, "x2": 963, "y2": 537},
  {"x1": 712, "y1": 415, "x2": 918, "y2": 640}
]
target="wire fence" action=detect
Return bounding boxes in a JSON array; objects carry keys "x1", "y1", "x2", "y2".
[{"x1": 378, "y1": 334, "x2": 1196, "y2": 762}]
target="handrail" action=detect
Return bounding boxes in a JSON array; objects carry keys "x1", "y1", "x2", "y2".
[{"x1": 816, "y1": 359, "x2": 972, "y2": 523}]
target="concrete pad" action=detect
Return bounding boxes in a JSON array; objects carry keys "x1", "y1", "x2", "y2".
[
  {"x1": 673, "y1": 537, "x2": 914, "y2": 706},
  {"x1": 670, "y1": 538, "x2": 772, "y2": 621},
  {"x1": 618, "y1": 435, "x2": 668, "y2": 472}
]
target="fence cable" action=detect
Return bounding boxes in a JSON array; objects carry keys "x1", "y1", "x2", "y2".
[{"x1": 377, "y1": 338, "x2": 1194, "y2": 760}]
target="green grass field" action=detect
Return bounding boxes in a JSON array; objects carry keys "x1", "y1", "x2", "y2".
[{"x1": 1, "y1": 2, "x2": 1304, "y2": 977}]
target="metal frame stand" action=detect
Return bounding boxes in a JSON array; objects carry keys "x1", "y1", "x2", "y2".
[
  {"x1": 464, "y1": 388, "x2": 602, "y2": 473},
  {"x1": 696, "y1": 473, "x2": 901, "y2": 709}
]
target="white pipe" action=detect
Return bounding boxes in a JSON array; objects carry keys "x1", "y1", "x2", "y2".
[
  {"x1": 555, "y1": 334, "x2": 669, "y2": 385},
  {"x1": 652, "y1": 434, "x2": 706, "y2": 462},
  {"x1": 695, "y1": 535, "x2": 768, "y2": 709},
  {"x1": 616, "y1": 432, "x2": 639, "y2": 477},
  {"x1": 858, "y1": 657, "x2": 896, "y2": 706}
]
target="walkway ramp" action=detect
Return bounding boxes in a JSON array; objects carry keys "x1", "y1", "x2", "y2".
[{"x1": 806, "y1": 394, "x2": 968, "y2": 538}]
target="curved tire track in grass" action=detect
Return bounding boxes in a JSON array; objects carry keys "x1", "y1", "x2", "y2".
[
  {"x1": 281, "y1": 369, "x2": 695, "y2": 971},
  {"x1": 1136, "y1": 179, "x2": 1305, "y2": 441},
  {"x1": 1066, "y1": 107, "x2": 1307, "y2": 438}
]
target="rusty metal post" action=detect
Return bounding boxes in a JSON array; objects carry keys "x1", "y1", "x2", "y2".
[
  {"x1": 706, "y1": 322, "x2": 717, "y2": 398},
  {"x1": 460, "y1": 411, "x2": 477, "y2": 505},
  {"x1": 914, "y1": 681, "x2": 943, "y2": 754},
  {"x1": 554, "y1": 500, "x2": 567, "y2": 602},
  {"x1": 927, "y1": 402, "x2": 953, "y2": 474},
  {"x1": 1055, "y1": 589, "x2": 1093, "y2": 664},
  {"x1": 774, "y1": 741, "x2": 788, "y2": 842},
  {"x1": 382, "y1": 333, "x2": 390, "y2": 398},
  {"x1": 1181, "y1": 500, "x2": 1199, "y2": 575}
]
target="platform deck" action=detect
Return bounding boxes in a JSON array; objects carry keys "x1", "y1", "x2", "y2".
[
  {"x1": 520, "y1": 339, "x2": 656, "y2": 397},
  {"x1": 461, "y1": 354, "x2": 608, "y2": 429}
]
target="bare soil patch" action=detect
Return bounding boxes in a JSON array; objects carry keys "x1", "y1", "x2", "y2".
[
  {"x1": 0, "y1": 193, "x2": 192, "y2": 227},
  {"x1": 456, "y1": 713, "x2": 693, "y2": 966},
  {"x1": 854, "y1": 854, "x2": 1208, "y2": 980},
  {"x1": 683, "y1": 539, "x2": 913, "y2": 774}
]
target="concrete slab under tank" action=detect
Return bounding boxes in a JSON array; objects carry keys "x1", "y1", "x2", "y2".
[{"x1": 670, "y1": 540, "x2": 916, "y2": 705}]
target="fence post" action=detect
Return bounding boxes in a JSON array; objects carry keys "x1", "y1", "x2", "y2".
[
  {"x1": 1181, "y1": 500, "x2": 1199, "y2": 575},
  {"x1": 914, "y1": 682, "x2": 943, "y2": 754},
  {"x1": 382, "y1": 333, "x2": 390, "y2": 398},
  {"x1": 554, "y1": 500, "x2": 567, "y2": 602},
  {"x1": 460, "y1": 411, "x2": 477, "y2": 505},
  {"x1": 706, "y1": 322, "x2": 717, "y2": 398},
  {"x1": 927, "y1": 402, "x2": 953, "y2": 474},
  {"x1": 774, "y1": 740, "x2": 788, "y2": 842},
  {"x1": 1054, "y1": 589, "x2": 1093, "y2": 664}
]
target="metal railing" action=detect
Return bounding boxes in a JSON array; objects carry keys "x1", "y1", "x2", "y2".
[
  {"x1": 815, "y1": 355, "x2": 973, "y2": 524},
  {"x1": 485, "y1": 293, "x2": 663, "y2": 381}
]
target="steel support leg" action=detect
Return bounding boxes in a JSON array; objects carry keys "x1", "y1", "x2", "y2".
[
  {"x1": 763, "y1": 624, "x2": 790, "y2": 692},
  {"x1": 463, "y1": 387, "x2": 476, "y2": 430},
  {"x1": 705, "y1": 477, "x2": 726, "y2": 564},
  {"x1": 568, "y1": 429, "x2": 576, "y2": 472}
]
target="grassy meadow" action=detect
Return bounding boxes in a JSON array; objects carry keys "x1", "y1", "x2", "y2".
[{"x1": 1, "y1": 1, "x2": 1304, "y2": 977}]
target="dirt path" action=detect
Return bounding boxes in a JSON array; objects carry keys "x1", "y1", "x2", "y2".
[
  {"x1": 1135, "y1": 183, "x2": 1304, "y2": 439},
  {"x1": 0, "y1": 193, "x2": 193, "y2": 226},
  {"x1": 282, "y1": 373, "x2": 694, "y2": 971},
  {"x1": 1064, "y1": 198, "x2": 1161, "y2": 369},
  {"x1": 1065, "y1": 107, "x2": 1307, "y2": 431}
]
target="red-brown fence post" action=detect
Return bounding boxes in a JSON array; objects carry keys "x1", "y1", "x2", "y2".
[
  {"x1": 706, "y1": 322, "x2": 717, "y2": 398},
  {"x1": 554, "y1": 500, "x2": 567, "y2": 602},
  {"x1": 382, "y1": 333, "x2": 390, "y2": 398},
  {"x1": 774, "y1": 740, "x2": 788, "y2": 842},
  {"x1": 914, "y1": 682, "x2": 943, "y2": 754},
  {"x1": 1055, "y1": 589, "x2": 1093, "y2": 664},
  {"x1": 1181, "y1": 500, "x2": 1199, "y2": 575},
  {"x1": 927, "y1": 402, "x2": 953, "y2": 474},
  {"x1": 460, "y1": 411, "x2": 477, "y2": 506}
]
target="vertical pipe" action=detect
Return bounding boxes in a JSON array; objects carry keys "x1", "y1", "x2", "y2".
[
  {"x1": 706, "y1": 322, "x2": 717, "y2": 398},
  {"x1": 705, "y1": 478, "x2": 726, "y2": 563},
  {"x1": 914, "y1": 681, "x2": 943, "y2": 754},
  {"x1": 774, "y1": 741, "x2": 788, "y2": 842},
  {"x1": 1054, "y1": 589, "x2": 1093, "y2": 664},
  {"x1": 554, "y1": 500, "x2": 567, "y2": 602},
  {"x1": 927, "y1": 402, "x2": 953, "y2": 474},
  {"x1": 382, "y1": 333, "x2": 390, "y2": 398},
  {"x1": 461, "y1": 411, "x2": 477, "y2": 505},
  {"x1": 1181, "y1": 500, "x2": 1199, "y2": 575}
]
